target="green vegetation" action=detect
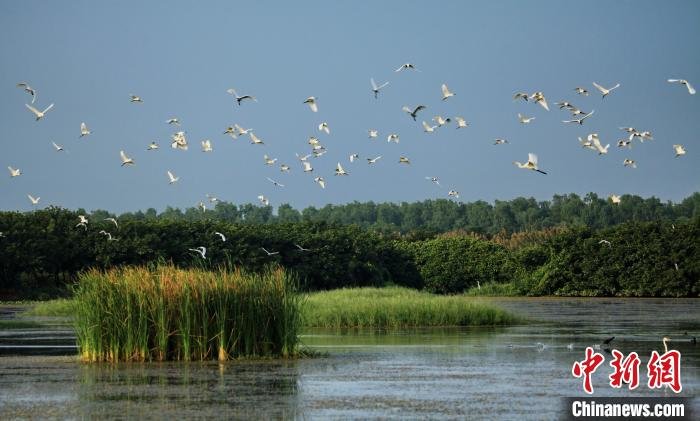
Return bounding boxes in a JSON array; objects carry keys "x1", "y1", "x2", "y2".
[
  {"x1": 73, "y1": 265, "x2": 302, "y2": 362},
  {"x1": 25, "y1": 298, "x2": 75, "y2": 317},
  {"x1": 302, "y1": 287, "x2": 520, "y2": 328}
]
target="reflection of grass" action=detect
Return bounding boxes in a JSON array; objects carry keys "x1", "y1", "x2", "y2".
[
  {"x1": 25, "y1": 299, "x2": 75, "y2": 317},
  {"x1": 0, "y1": 319, "x2": 44, "y2": 329},
  {"x1": 73, "y1": 265, "x2": 302, "y2": 362},
  {"x1": 302, "y1": 287, "x2": 519, "y2": 328}
]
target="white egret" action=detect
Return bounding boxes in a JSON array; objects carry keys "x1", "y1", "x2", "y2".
[
  {"x1": 513, "y1": 92, "x2": 529, "y2": 102},
  {"x1": 295, "y1": 244, "x2": 311, "y2": 251},
  {"x1": 455, "y1": 117, "x2": 468, "y2": 128},
  {"x1": 214, "y1": 232, "x2": 226, "y2": 242},
  {"x1": 52, "y1": 141, "x2": 64, "y2": 152},
  {"x1": 592, "y1": 82, "x2": 620, "y2": 99},
  {"x1": 609, "y1": 194, "x2": 621, "y2": 204},
  {"x1": 433, "y1": 115, "x2": 451, "y2": 126},
  {"x1": 562, "y1": 109, "x2": 595, "y2": 125},
  {"x1": 223, "y1": 126, "x2": 237, "y2": 138},
  {"x1": 335, "y1": 162, "x2": 349, "y2": 176},
  {"x1": 555, "y1": 101, "x2": 574, "y2": 110},
  {"x1": 8, "y1": 166, "x2": 21, "y2": 177},
  {"x1": 130, "y1": 95, "x2": 143, "y2": 103},
  {"x1": 403, "y1": 105, "x2": 426, "y2": 121},
  {"x1": 167, "y1": 170, "x2": 179, "y2": 184},
  {"x1": 99, "y1": 230, "x2": 117, "y2": 241},
  {"x1": 574, "y1": 87, "x2": 589, "y2": 96},
  {"x1": 249, "y1": 132, "x2": 264, "y2": 145},
  {"x1": 425, "y1": 176, "x2": 440, "y2": 186},
  {"x1": 261, "y1": 247, "x2": 279, "y2": 256},
  {"x1": 370, "y1": 78, "x2": 389, "y2": 98},
  {"x1": 318, "y1": 122, "x2": 330, "y2": 134},
  {"x1": 494, "y1": 138, "x2": 509, "y2": 145},
  {"x1": 518, "y1": 113, "x2": 535, "y2": 124},
  {"x1": 395, "y1": 63, "x2": 420, "y2": 72},
  {"x1": 673, "y1": 144, "x2": 686, "y2": 157},
  {"x1": 171, "y1": 131, "x2": 188, "y2": 150},
  {"x1": 349, "y1": 153, "x2": 359, "y2": 163},
  {"x1": 189, "y1": 246, "x2": 207, "y2": 259},
  {"x1": 367, "y1": 156, "x2": 382, "y2": 164},
  {"x1": 226, "y1": 88, "x2": 257, "y2": 105},
  {"x1": 280, "y1": 164, "x2": 290, "y2": 172},
  {"x1": 617, "y1": 139, "x2": 632, "y2": 149},
  {"x1": 589, "y1": 134, "x2": 610, "y2": 155},
  {"x1": 422, "y1": 121, "x2": 437, "y2": 133},
  {"x1": 80, "y1": 122, "x2": 91, "y2": 137},
  {"x1": 623, "y1": 159, "x2": 637, "y2": 168},
  {"x1": 303, "y1": 96, "x2": 318, "y2": 112},
  {"x1": 235, "y1": 124, "x2": 254, "y2": 136},
  {"x1": 368, "y1": 129, "x2": 378, "y2": 139},
  {"x1": 147, "y1": 141, "x2": 159, "y2": 151},
  {"x1": 303, "y1": 161, "x2": 313, "y2": 172},
  {"x1": 201, "y1": 140, "x2": 213, "y2": 152},
  {"x1": 599, "y1": 239, "x2": 611, "y2": 247},
  {"x1": 27, "y1": 194, "x2": 40, "y2": 205},
  {"x1": 441, "y1": 83, "x2": 455, "y2": 101},
  {"x1": 264, "y1": 155, "x2": 277, "y2": 166},
  {"x1": 448, "y1": 190, "x2": 459, "y2": 199},
  {"x1": 267, "y1": 177, "x2": 285, "y2": 187},
  {"x1": 119, "y1": 150, "x2": 134, "y2": 166},
  {"x1": 166, "y1": 118, "x2": 180, "y2": 125},
  {"x1": 104, "y1": 218, "x2": 118, "y2": 228},
  {"x1": 399, "y1": 157, "x2": 411, "y2": 164},
  {"x1": 314, "y1": 176, "x2": 325, "y2": 189},
  {"x1": 513, "y1": 153, "x2": 547, "y2": 174},
  {"x1": 25, "y1": 103, "x2": 53, "y2": 121},
  {"x1": 387, "y1": 134, "x2": 400, "y2": 143},
  {"x1": 258, "y1": 195, "x2": 269, "y2": 206},
  {"x1": 198, "y1": 201, "x2": 206, "y2": 213},
  {"x1": 206, "y1": 194, "x2": 219, "y2": 204},
  {"x1": 530, "y1": 91, "x2": 549, "y2": 111},
  {"x1": 17, "y1": 82, "x2": 37, "y2": 103},
  {"x1": 667, "y1": 79, "x2": 695, "y2": 95}
]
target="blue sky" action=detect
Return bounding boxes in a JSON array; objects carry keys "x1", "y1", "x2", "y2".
[{"x1": 1, "y1": 0, "x2": 698, "y2": 213}]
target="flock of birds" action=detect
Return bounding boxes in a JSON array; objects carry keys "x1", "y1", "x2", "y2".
[{"x1": 5, "y1": 66, "x2": 695, "y2": 258}]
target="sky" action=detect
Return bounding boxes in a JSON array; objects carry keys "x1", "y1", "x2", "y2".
[{"x1": 1, "y1": 0, "x2": 699, "y2": 214}]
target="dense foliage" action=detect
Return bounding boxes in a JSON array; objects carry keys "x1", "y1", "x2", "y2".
[{"x1": 1, "y1": 195, "x2": 698, "y2": 298}]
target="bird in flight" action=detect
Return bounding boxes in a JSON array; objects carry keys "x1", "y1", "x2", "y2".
[
  {"x1": 395, "y1": 63, "x2": 420, "y2": 72},
  {"x1": 455, "y1": 117, "x2": 468, "y2": 129},
  {"x1": 76, "y1": 215, "x2": 89, "y2": 230},
  {"x1": 562, "y1": 110, "x2": 595, "y2": 125},
  {"x1": 261, "y1": 247, "x2": 279, "y2": 256},
  {"x1": 617, "y1": 139, "x2": 632, "y2": 149},
  {"x1": 264, "y1": 155, "x2": 277, "y2": 166},
  {"x1": 130, "y1": 95, "x2": 143, "y2": 103},
  {"x1": 513, "y1": 92, "x2": 529, "y2": 102},
  {"x1": 25, "y1": 103, "x2": 54, "y2": 121},
  {"x1": 513, "y1": 153, "x2": 547, "y2": 174},
  {"x1": 189, "y1": 246, "x2": 207, "y2": 259},
  {"x1": 147, "y1": 141, "x2": 159, "y2": 151},
  {"x1": 403, "y1": 105, "x2": 426, "y2": 121},
  {"x1": 433, "y1": 115, "x2": 451, "y2": 127},
  {"x1": 267, "y1": 177, "x2": 285, "y2": 187},
  {"x1": 370, "y1": 78, "x2": 389, "y2": 99},
  {"x1": 422, "y1": 121, "x2": 437, "y2": 133},
  {"x1": 425, "y1": 176, "x2": 440, "y2": 186},
  {"x1": 387, "y1": 133, "x2": 400, "y2": 144},
  {"x1": 599, "y1": 239, "x2": 611, "y2": 247},
  {"x1": 529, "y1": 92, "x2": 549, "y2": 111},
  {"x1": 227, "y1": 88, "x2": 257, "y2": 105},
  {"x1": 303, "y1": 96, "x2": 318, "y2": 112},
  {"x1": 80, "y1": 122, "x2": 91, "y2": 137},
  {"x1": 166, "y1": 117, "x2": 180, "y2": 126},
  {"x1": 8, "y1": 166, "x2": 21, "y2": 177},
  {"x1": 367, "y1": 156, "x2": 382, "y2": 165},
  {"x1": 201, "y1": 140, "x2": 213, "y2": 152},
  {"x1": 673, "y1": 144, "x2": 686, "y2": 157},
  {"x1": 623, "y1": 159, "x2": 637, "y2": 168},
  {"x1": 441, "y1": 83, "x2": 455, "y2": 101},
  {"x1": 314, "y1": 176, "x2": 325, "y2": 189},
  {"x1": 667, "y1": 79, "x2": 695, "y2": 95},
  {"x1": 280, "y1": 164, "x2": 290, "y2": 172},
  {"x1": 609, "y1": 194, "x2": 621, "y2": 204},
  {"x1": 448, "y1": 190, "x2": 460, "y2": 199},
  {"x1": 302, "y1": 161, "x2": 313, "y2": 172},
  {"x1": 318, "y1": 122, "x2": 330, "y2": 134},
  {"x1": 295, "y1": 244, "x2": 311, "y2": 251},
  {"x1": 518, "y1": 113, "x2": 535, "y2": 124},
  {"x1": 171, "y1": 131, "x2": 188, "y2": 150},
  {"x1": 258, "y1": 195, "x2": 269, "y2": 206},
  {"x1": 368, "y1": 129, "x2": 378, "y2": 139},
  {"x1": 214, "y1": 232, "x2": 226, "y2": 242},
  {"x1": 17, "y1": 82, "x2": 37, "y2": 103},
  {"x1": 119, "y1": 150, "x2": 134, "y2": 166},
  {"x1": 249, "y1": 132, "x2": 264, "y2": 145},
  {"x1": 104, "y1": 218, "x2": 119, "y2": 228},
  {"x1": 399, "y1": 157, "x2": 411, "y2": 165},
  {"x1": 99, "y1": 230, "x2": 117, "y2": 241},
  {"x1": 574, "y1": 87, "x2": 589, "y2": 96},
  {"x1": 167, "y1": 170, "x2": 179, "y2": 184},
  {"x1": 335, "y1": 162, "x2": 349, "y2": 176},
  {"x1": 494, "y1": 138, "x2": 509, "y2": 145},
  {"x1": 52, "y1": 141, "x2": 64, "y2": 152},
  {"x1": 592, "y1": 82, "x2": 620, "y2": 99},
  {"x1": 27, "y1": 194, "x2": 40, "y2": 206}
]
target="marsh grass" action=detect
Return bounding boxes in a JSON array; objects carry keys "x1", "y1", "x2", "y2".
[
  {"x1": 302, "y1": 286, "x2": 519, "y2": 328},
  {"x1": 25, "y1": 298, "x2": 75, "y2": 317},
  {"x1": 73, "y1": 264, "x2": 302, "y2": 362}
]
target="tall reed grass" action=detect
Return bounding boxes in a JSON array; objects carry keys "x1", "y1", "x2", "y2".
[
  {"x1": 73, "y1": 265, "x2": 302, "y2": 362},
  {"x1": 302, "y1": 286, "x2": 519, "y2": 328}
]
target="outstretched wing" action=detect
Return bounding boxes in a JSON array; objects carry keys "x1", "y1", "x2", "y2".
[
  {"x1": 25, "y1": 104, "x2": 41, "y2": 117},
  {"x1": 528, "y1": 153, "x2": 538, "y2": 166}
]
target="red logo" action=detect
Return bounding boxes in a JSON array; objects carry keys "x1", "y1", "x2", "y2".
[{"x1": 572, "y1": 347, "x2": 605, "y2": 394}]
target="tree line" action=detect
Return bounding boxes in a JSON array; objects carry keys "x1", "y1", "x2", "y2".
[{"x1": 1, "y1": 203, "x2": 697, "y2": 299}]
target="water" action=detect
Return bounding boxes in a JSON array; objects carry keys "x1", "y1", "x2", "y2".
[{"x1": 0, "y1": 298, "x2": 698, "y2": 419}]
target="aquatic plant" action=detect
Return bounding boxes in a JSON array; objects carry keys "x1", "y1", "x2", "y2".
[
  {"x1": 302, "y1": 286, "x2": 519, "y2": 328},
  {"x1": 73, "y1": 265, "x2": 302, "y2": 362}
]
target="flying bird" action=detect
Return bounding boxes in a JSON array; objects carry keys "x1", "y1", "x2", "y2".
[
  {"x1": 368, "y1": 129, "x2": 378, "y2": 139},
  {"x1": 8, "y1": 166, "x2": 21, "y2": 177},
  {"x1": 318, "y1": 122, "x2": 330, "y2": 134},
  {"x1": 592, "y1": 82, "x2": 620, "y2": 99},
  {"x1": 425, "y1": 176, "x2": 441, "y2": 186},
  {"x1": 261, "y1": 247, "x2": 279, "y2": 256},
  {"x1": 303, "y1": 96, "x2": 318, "y2": 112},
  {"x1": 673, "y1": 144, "x2": 686, "y2": 157},
  {"x1": 422, "y1": 121, "x2": 437, "y2": 133},
  {"x1": 667, "y1": 79, "x2": 695, "y2": 95},
  {"x1": 433, "y1": 115, "x2": 451, "y2": 126},
  {"x1": 171, "y1": 131, "x2": 188, "y2": 150},
  {"x1": 367, "y1": 156, "x2": 382, "y2": 164},
  {"x1": 399, "y1": 157, "x2": 411, "y2": 164},
  {"x1": 249, "y1": 132, "x2": 264, "y2": 145},
  {"x1": 530, "y1": 92, "x2": 549, "y2": 111},
  {"x1": 609, "y1": 194, "x2": 621, "y2": 204},
  {"x1": 448, "y1": 190, "x2": 460, "y2": 199},
  {"x1": 574, "y1": 87, "x2": 589, "y2": 96},
  {"x1": 513, "y1": 153, "x2": 547, "y2": 174},
  {"x1": 395, "y1": 63, "x2": 420, "y2": 72},
  {"x1": 147, "y1": 141, "x2": 159, "y2": 151},
  {"x1": 25, "y1": 103, "x2": 54, "y2": 121},
  {"x1": 441, "y1": 83, "x2": 455, "y2": 101},
  {"x1": 387, "y1": 134, "x2": 400, "y2": 144},
  {"x1": 99, "y1": 230, "x2": 117, "y2": 241},
  {"x1": 227, "y1": 88, "x2": 257, "y2": 105},
  {"x1": 267, "y1": 177, "x2": 285, "y2": 187},
  {"x1": 27, "y1": 194, "x2": 40, "y2": 205},
  {"x1": 17, "y1": 82, "x2": 37, "y2": 103},
  {"x1": 80, "y1": 122, "x2": 91, "y2": 137},
  {"x1": 52, "y1": 141, "x2": 64, "y2": 152},
  {"x1": 129, "y1": 95, "x2": 143, "y2": 103},
  {"x1": 302, "y1": 161, "x2": 313, "y2": 172},
  {"x1": 599, "y1": 239, "x2": 612, "y2": 247},
  {"x1": 617, "y1": 139, "x2": 632, "y2": 149},
  {"x1": 119, "y1": 150, "x2": 134, "y2": 166},
  {"x1": 513, "y1": 92, "x2": 529, "y2": 102},
  {"x1": 335, "y1": 162, "x2": 349, "y2": 176},
  {"x1": 349, "y1": 153, "x2": 359, "y2": 163},
  {"x1": 518, "y1": 113, "x2": 535, "y2": 124},
  {"x1": 370, "y1": 78, "x2": 389, "y2": 98},
  {"x1": 295, "y1": 244, "x2": 311, "y2": 251},
  {"x1": 166, "y1": 118, "x2": 180, "y2": 126},
  {"x1": 623, "y1": 159, "x2": 637, "y2": 168},
  {"x1": 403, "y1": 105, "x2": 426, "y2": 121},
  {"x1": 455, "y1": 117, "x2": 468, "y2": 129},
  {"x1": 258, "y1": 195, "x2": 270, "y2": 206},
  {"x1": 562, "y1": 109, "x2": 595, "y2": 125},
  {"x1": 264, "y1": 155, "x2": 277, "y2": 166},
  {"x1": 104, "y1": 218, "x2": 118, "y2": 228},
  {"x1": 494, "y1": 138, "x2": 509, "y2": 145},
  {"x1": 314, "y1": 176, "x2": 325, "y2": 189},
  {"x1": 214, "y1": 232, "x2": 226, "y2": 242},
  {"x1": 189, "y1": 246, "x2": 207, "y2": 259},
  {"x1": 201, "y1": 140, "x2": 213, "y2": 152},
  {"x1": 280, "y1": 164, "x2": 290, "y2": 172},
  {"x1": 167, "y1": 170, "x2": 179, "y2": 184}
]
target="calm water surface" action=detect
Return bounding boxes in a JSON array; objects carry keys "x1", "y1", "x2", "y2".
[{"x1": 0, "y1": 298, "x2": 698, "y2": 419}]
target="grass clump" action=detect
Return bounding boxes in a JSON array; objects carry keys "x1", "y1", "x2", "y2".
[
  {"x1": 25, "y1": 298, "x2": 76, "y2": 317},
  {"x1": 73, "y1": 264, "x2": 302, "y2": 362},
  {"x1": 302, "y1": 286, "x2": 519, "y2": 328}
]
